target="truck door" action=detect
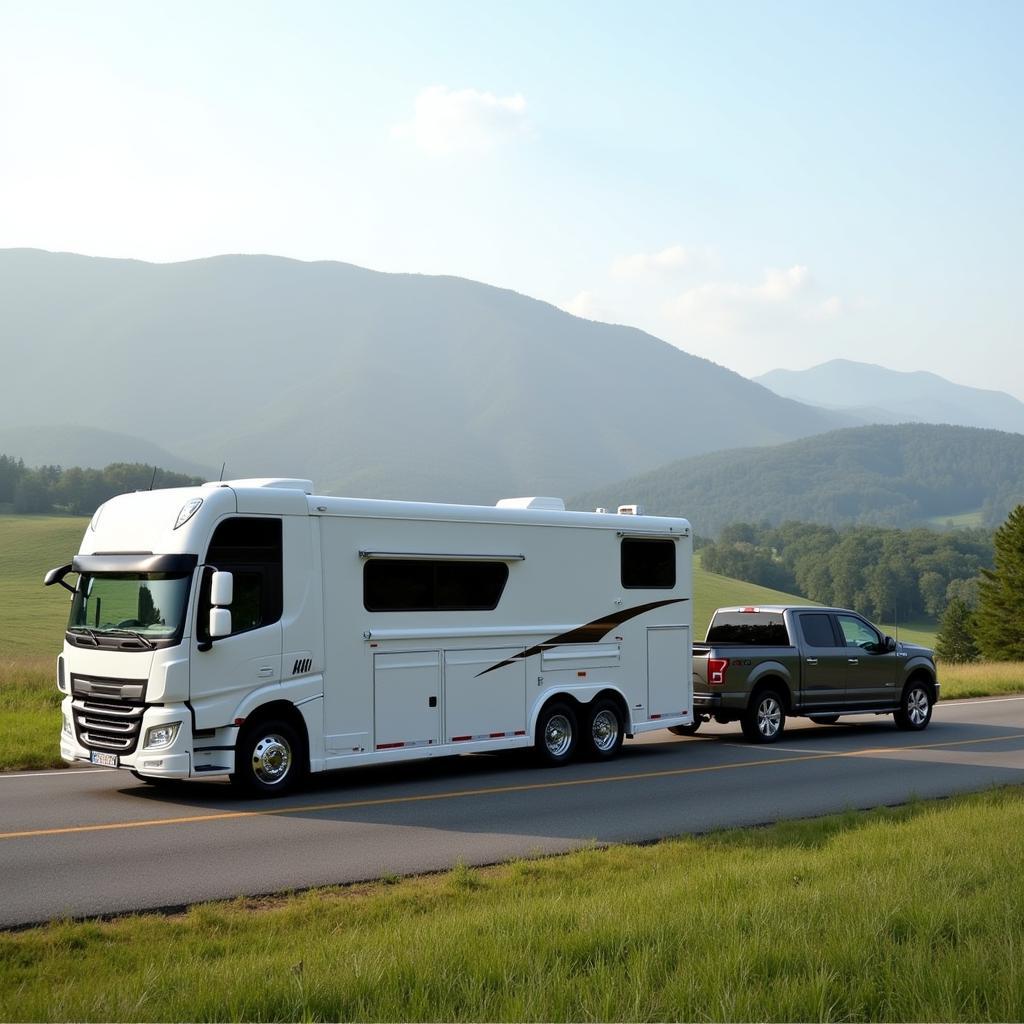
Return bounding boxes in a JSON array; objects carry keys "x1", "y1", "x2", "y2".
[
  {"x1": 189, "y1": 517, "x2": 284, "y2": 729},
  {"x1": 835, "y1": 613, "x2": 899, "y2": 708},
  {"x1": 794, "y1": 612, "x2": 847, "y2": 709}
]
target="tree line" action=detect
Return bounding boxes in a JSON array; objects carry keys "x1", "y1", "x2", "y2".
[
  {"x1": 700, "y1": 520, "x2": 993, "y2": 624},
  {"x1": 0, "y1": 454, "x2": 203, "y2": 515}
]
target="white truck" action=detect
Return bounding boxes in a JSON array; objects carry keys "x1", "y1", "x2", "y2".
[{"x1": 45, "y1": 479, "x2": 694, "y2": 795}]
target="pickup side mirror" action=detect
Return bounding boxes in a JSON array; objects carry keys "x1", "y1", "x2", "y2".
[{"x1": 884, "y1": 635, "x2": 897, "y2": 653}]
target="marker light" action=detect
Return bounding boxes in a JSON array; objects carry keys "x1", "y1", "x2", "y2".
[{"x1": 174, "y1": 498, "x2": 203, "y2": 530}]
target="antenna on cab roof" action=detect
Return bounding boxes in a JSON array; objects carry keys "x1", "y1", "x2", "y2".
[
  {"x1": 149, "y1": 467, "x2": 158, "y2": 490},
  {"x1": 219, "y1": 462, "x2": 226, "y2": 482}
]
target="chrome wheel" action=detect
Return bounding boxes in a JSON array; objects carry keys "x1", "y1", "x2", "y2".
[
  {"x1": 544, "y1": 714, "x2": 574, "y2": 759},
  {"x1": 591, "y1": 708, "x2": 620, "y2": 753},
  {"x1": 251, "y1": 733, "x2": 292, "y2": 786}
]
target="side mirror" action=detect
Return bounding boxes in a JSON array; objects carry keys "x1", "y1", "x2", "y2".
[
  {"x1": 44, "y1": 564, "x2": 76, "y2": 594},
  {"x1": 209, "y1": 607, "x2": 232, "y2": 639},
  {"x1": 210, "y1": 571, "x2": 234, "y2": 608},
  {"x1": 884, "y1": 635, "x2": 897, "y2": 652}
]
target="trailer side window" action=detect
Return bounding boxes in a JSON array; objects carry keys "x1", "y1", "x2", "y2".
[
  {"x1": 198, "y1": 517, "x2": 283, "y2": 639},
  {"x1": 621, "y1": 538, "x2": 676, "y2": 589},
  {"x1": 364, "y1": 559, "x2": 509, "y2": 612}
]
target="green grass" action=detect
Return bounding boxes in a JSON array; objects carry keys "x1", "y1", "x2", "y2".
[
  {"x1": 939, "y1": 660, "x2": 1024, "y2": 699},
  {"x1": 3, "y1": 787, "x2": 1024, "y2": 1021},
  {"x1": 0, "y1": 515, "x2": 88, "y2": 660}
]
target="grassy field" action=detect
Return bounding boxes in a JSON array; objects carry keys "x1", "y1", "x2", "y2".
[
  {"x1": 925, "y1": 508, "x2": 987, "y2": 530},
  {"x1": 0, "y1": 515, "x2": 88, "y2": 660},
  {"x1": 2, "y1": 786, "x2": 1023, "y2": 1021}
]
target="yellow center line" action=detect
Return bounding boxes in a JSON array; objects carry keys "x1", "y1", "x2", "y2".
[{"x1": 4, "y1": 731, "x2": 1024, "y2": 842}]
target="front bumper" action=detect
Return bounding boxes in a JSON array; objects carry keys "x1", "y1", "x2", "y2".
[{"x1": 60, "y1": 697, "x2": 235, "y2": 778}]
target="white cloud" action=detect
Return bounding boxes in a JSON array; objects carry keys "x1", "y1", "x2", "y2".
[
  {"x1": 610, "y1": 244, "x2": 708, "y2": 280},
  {"x1": 392, "y1": 86, "x2": 528, "y2": 155},
  {"x1": 665, "y1": 265, "x2": 841, "y2": 336}
]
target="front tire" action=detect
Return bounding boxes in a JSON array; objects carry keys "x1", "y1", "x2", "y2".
[
  {"x1": 231, "y1": 719, "x2": 306, "y2": 796},
  {"x1": 894, "y1": 682, "x2": 933, "y2": 731},
  {"x1": 583, "y1": 698, "x2": 624, "y2": 760},
  {"x1": 741, "y1": 689, "x2": 786, "y2": 743},
  {"x1": 535, "y1": 701, "x2": 578, "y2": 766}
]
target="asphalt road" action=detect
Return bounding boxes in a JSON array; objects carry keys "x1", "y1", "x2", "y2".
[{"x1": 3, "y1": 695, "x2": 1024, "y2": 929}]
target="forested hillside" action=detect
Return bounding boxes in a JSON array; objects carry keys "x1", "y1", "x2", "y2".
[
  {"x1": 574, "y1": 424, "x2": 1024, "y2": 534},
  {"x1": 0, "y1": 455, "x2": 202, "y2": 515},
  {"x1": 700, "y1": 521, "x2": 992, "y2": 623}
]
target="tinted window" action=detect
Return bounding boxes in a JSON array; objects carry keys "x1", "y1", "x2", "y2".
[
  {"x1": 706, "y1": 612, "x2": 790, "y2": 645},
  {"x1": 837, "y1": 614, "x2": 881, "y2": 649},
  {"x1": 199, "y1": 517, "x2": 283, "y2": 639},
  {"x1": 621, "y1": 538, "x2": 676, "y2": 589},
  {"x1": 364, "y1": 559, "x2": 509, "y2": 612},
  {"x1": 800, "y1": 613, "x2": 838, "y2": 648}
]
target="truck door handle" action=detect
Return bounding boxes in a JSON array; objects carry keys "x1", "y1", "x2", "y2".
[
  {"x1": 805, "y1": 658, "x2": 818, "y2": 665},
  {"x1": 257, "y1": 666, "x2": 274, "y2": 677},
  {"x1": 848, "y1": 658, "x2": 859, "y2": 665}
]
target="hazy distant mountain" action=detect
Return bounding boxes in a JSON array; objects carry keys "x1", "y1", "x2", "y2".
[
  {"x1": 756, "y1": 359, "x2": 1024, "y2": 434},
  {"x1": 0, "y1": 249, "x2": 848, "y2": 502},
  {"x1": 572, "y1": 423, "x2": 1024, "y2": 535},
  {"x1": 0, "y1": 424, "x2": 212, "y2": 476}
]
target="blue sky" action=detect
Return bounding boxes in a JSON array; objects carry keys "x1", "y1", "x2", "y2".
[{"x1": 1, "y1": 0, "x2": 1021, "y2": 397}]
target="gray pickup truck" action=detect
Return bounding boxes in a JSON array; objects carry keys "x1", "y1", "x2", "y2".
[{"x1": 676, "y1": 605, "x2": 939, "y2": 743}]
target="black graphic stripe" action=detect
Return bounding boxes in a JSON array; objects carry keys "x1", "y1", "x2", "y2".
[{"x1": 475, "y1": 598, "x2": 688, "y2": 677}]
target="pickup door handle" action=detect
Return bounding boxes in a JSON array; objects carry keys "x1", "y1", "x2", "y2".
[
  {"x1": 848, "y1": 658, "x2": 859, "y2": 665},
  {"x1": 805, "y1": 658, "x2": 818, "y2": 665}
]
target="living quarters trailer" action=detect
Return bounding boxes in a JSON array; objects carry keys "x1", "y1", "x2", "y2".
[{"x1": 45, "y1": 479, "x2": 694, "y2": 795}]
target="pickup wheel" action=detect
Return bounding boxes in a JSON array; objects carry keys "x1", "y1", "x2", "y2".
[
  {"x1": 741, "y1": 689, "x2": 786, "y2": 743},
  {"x1": 894, "y1": 682, "x2": 933, "y2": 731}
]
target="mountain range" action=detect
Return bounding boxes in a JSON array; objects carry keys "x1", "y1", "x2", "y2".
[
  {"x1": 755, "y1": 359, "x2": 1024, "y2": 435},
  {"x1": 572, "y1": 423, "x2": 1024, "y2": 534},
  {"x1": 0, "y1": 248, "x2": 845, "y2": 502}
]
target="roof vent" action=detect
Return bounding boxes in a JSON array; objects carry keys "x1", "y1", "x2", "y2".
[
  {"x1": 495, "y1": 496, "x2": 566, "y2": 511},
  {"x1": 617, "y1": 504, "x2": 644, "y2": 516}
]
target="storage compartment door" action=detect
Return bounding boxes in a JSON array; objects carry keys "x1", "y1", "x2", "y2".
[
  {"x1": 373, "y1": 651, "x2": 441, "y2": 751},
  {"x1": 443, "y1": 648, "x2": 527, "y2": 743},
  {"x1": 647, "y1": 625, "x2": 691, "y2": 718}
]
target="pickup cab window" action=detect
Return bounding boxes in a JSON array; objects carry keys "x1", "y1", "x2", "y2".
[
  {"x1": 836, "y1": 614, "x2": 882, "y2": 649},
  {"x1": 799, "y1": 613, "x2": 840, "y2": 648}
]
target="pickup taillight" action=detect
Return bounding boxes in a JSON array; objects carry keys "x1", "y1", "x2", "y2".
[{"x1": 707, "y1": 658, "x2": 729, "y2": 686}]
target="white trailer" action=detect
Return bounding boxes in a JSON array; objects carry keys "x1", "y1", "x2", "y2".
[{"x1": 45, "y1": 479, "x2": 693, "y2": 795}]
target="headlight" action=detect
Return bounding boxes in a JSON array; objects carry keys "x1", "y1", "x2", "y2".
[
  {"x1": 62, "y1": 714, "x2": 72, "y2": 737},
  {"x1": 144, "y1": 722, "x2": 181, "y2": 749}
]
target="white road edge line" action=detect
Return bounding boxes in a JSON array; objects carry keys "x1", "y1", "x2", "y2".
[{"x1": 937, "y1": 696, "x2": 1024, "y2": 708}]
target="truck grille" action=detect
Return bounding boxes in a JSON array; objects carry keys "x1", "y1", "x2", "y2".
[{"x1": 70, "y1": 675, "x2": 147, "y2": 754}]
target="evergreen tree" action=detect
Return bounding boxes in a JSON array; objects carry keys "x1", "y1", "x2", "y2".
[
  {"x1": 935, "y1": 598, "x2": 979, "y2": 664},
  {"x1": 975, "y1": 505, "x2": 1024, "y2": 660}
]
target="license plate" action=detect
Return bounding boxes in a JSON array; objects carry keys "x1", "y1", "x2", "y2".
[{"x1": 90, "y1": 751, "x2": 118, "y2": 768}]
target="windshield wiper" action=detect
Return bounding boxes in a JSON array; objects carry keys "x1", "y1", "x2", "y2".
[
  {"x1": 103, "y1": 628, "x2": 157, "y2": 650},
  {"x1": 68, "y1": 627, "x2": 100, "y2": 646}
]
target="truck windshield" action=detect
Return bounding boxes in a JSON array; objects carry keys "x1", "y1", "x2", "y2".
[
  {"x1": 707, "y1": 612, "x2": 790, "y2": 645},
  {"x1": 69, "y1": 573, "x2": 191, "y2": 640}
]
